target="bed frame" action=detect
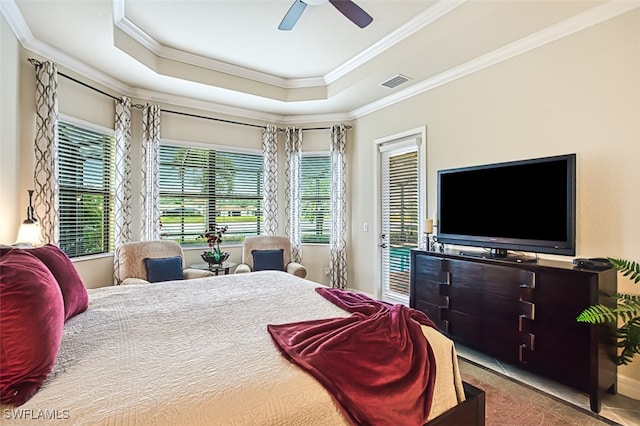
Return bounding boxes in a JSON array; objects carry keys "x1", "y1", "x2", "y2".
[{"x1": 427, "y1": 381, "x2": 485, "y2": 425}]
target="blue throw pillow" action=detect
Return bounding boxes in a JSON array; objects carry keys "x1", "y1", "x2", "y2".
[
  {"x1": 252, "y1": 249, "x2": 285, "y2": 272},
  {"x1": 144, "y1": 256, "x2": 184, "y2": 283}
]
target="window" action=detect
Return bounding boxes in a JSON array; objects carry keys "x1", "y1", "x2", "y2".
[
  {"x1": 58, "y1": 121, "x2": 115, "y2": 257},
  {"x1": 300, "y1": 154, "x2": 330, "y2": 243},
  {"x1": 159, "y1": 144, "x2": 263, "y2": 246}
]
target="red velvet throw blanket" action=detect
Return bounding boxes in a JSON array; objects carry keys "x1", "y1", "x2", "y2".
[{"x1": 268, "y1": 288, "x2": 437, "y2": 426}]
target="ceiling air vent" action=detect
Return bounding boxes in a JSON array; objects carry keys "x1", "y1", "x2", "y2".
[{"x1": 381, "y1": 74, "x2": 412, "y2": 89}]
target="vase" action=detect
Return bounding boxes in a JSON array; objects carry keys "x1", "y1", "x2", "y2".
[{"x1": 201, "y1": 251, "x2": 230, "y2": 266}]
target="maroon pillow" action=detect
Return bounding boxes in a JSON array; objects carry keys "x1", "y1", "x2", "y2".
[
  {"x1": 0, "y1": 250, "x2": 64, "y2": 405},
  {"x1": 29, "y1": 244, "x2": 89, "y2": 321}
]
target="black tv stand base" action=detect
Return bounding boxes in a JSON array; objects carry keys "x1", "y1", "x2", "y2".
[{"x1": 458, "y1": 249, "x2": 538, "y2": 263}]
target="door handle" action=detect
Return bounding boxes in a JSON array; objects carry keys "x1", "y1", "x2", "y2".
[{"x1": 379, "y1": 243, "x2": 388, "y2": 248}]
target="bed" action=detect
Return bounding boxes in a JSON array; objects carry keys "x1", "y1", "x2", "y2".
[{"x1": 2, "y1": 270, "x2": 484, "y2": 425}]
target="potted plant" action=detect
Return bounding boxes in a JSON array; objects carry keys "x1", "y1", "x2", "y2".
[
  {"x1": 577, "y1": 258, "x2": 640, "y2": 365},
  {"x1": 200, "y1": 224, "x2": 229, "y2": 265}
]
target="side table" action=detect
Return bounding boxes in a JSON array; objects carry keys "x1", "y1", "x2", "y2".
[{"x1": 190, "y1": 261, "x2": 237, "y2": 276}]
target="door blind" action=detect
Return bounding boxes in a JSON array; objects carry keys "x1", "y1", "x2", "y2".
[{"x1": 381, "y1": 149, "x2": 419, "y2": 297}]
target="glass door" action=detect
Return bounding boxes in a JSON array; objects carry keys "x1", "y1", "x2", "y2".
[{"x1": 379, "y1": 141, "x2": 421, "y2": 304}]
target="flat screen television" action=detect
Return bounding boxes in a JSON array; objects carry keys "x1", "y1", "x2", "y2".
[{"x1": 437, "y1": 153, "x2": 576, "y2": 261}]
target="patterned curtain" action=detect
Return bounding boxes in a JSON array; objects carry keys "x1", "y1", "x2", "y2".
[
  {"x1": 262, "y1": 124, "x2": 278, "y2": 236},
  {"x1": 113, "y1": 96, "x2": 132, "y2": 284},
  {"x1": 32, "y1": 61, "x2": 59, "y2": 245},
  {"x1": 285, "y1": 127, "x2": 302, "y2": 263},
  {"x1": 329, "y1": 124, "x2": 347, "y2": 289},
  {"x1": 141, "y1": 104, "x2": 161, "y2": 241}
]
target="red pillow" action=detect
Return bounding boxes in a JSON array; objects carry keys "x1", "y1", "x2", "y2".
[
  {"x1": 29, "y1": 244, "x2": 89, "y2": 321},
  {"x1": 0, "y1": 249, "x2": 65, "y2": 405}
]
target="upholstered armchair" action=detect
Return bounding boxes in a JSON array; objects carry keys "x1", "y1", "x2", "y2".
[
  {"x1": 116, "y1": 240, "x2": 214, "y2": 285},
  {"x1": 235, "y1": 236, "x2": 307, "y2": 278}
]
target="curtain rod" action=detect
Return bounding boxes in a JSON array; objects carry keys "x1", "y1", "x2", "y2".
[
  {"x1": 28, "y1": 58, "x2": 351, "y2": 131},
  {"x1": 161, "y1": 109, "x2": 266, "y2": 130},
  {"x1": 28, "y1": 58, "x2": 144, "y2": 109},
  {"x1": 162, "y1": 110, "x2": 351, "y2": 132}
]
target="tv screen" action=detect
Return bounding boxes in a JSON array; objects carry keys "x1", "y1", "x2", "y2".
[{"x1": 437, "y1": 154, "x2": 576, "y2": 259}]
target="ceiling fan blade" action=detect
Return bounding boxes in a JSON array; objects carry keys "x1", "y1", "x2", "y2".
[
  {"x1": 328, "y1": 0, "x2": 373, "y2": 28},
  {"x1": 278, "y1": 0, "x2": 308, "y2": 31}
]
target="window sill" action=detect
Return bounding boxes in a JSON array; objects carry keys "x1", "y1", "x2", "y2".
[{"x1": 70, "y1": 252, "x2": 113, "y2": 263}]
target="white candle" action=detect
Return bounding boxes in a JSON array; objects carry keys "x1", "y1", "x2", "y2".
[{"x1": 424, "y1": 219, "x2": 433, "y2": 234}]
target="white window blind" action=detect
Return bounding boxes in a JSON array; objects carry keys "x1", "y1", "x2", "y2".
[
  {"x1": 58, "y1": 121, "x2": 115, "y2": 257},
  {"x1": 300, "y1": 154, "x2": 331, "y2": 243},
  {"x1": 158, "y1": 144, "x2": 263, "y2": 246},
  {"x1": 381, "y1": 149, "x2": 419, "y2": 297}
]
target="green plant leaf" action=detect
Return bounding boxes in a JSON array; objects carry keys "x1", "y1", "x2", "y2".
[
  {"x1": 578, "y1": 258, "x2": 640, "y2": 365},
  {"x1": 608, "y1": 258, "x2": 640, "y2": 284},
  {"x1": 576, "y1": 304, "x2": 618, "y2": 324},
  {"x1": 616, "y1": 316, "x2": 640, "y2": 365}
]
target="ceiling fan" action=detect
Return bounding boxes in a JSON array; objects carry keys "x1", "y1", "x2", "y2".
[{"x1": 278, "y1": 0, "x2": 373, "y2": 31}]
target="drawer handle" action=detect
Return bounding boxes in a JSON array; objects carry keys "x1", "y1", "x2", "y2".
[
  {"x1": 439, "y1": 306, "x2": 449, "y2": 321},
  {"x1": 519, "y1": 273, "x2": 536, "y2": 289},
  {"x1": 521, "y1": 333, "x2": 535, "y2": 351},
  {"x1": 519, "y1": 344, "x2": 526, "y2": 362},
  {"x1": 440, "y1": 296, "x2": 450, "y2": 309},
  {"x1": 519, "y1": 301, "x2": 535, "y2": 320},
  {"x1": 518, "y1": 334, "x2": 536, "y2": 362}
]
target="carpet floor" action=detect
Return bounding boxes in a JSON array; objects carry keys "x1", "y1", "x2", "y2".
[{"x1": 458, "y1": 358, "x2": 620, "y2": 426}]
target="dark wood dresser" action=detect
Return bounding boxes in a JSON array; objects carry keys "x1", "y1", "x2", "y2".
[{"x1": 409, "y1": 249, "x2": 617, "y2": 413}]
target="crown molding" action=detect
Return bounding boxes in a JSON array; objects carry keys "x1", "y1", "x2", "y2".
[
  {"x1": 112, "y1": 0, "x2": 461, "y2": 90},
  {"x1": 4, "y1": 0, "x2": 639, "y2": 124},
  {"x1": 0, "y1": 0, "x2": 32, "y2": 44},
  {"x1": 113, "y1": 7, "x2": 324, "y2": 89},
  {"x1": 112, "y1": 0, "x2": 325, "y2": 89},
  {"x1": 325, "y1": 0, "x2": 465, "y2": 84},
  {"x1": 352, "y1": 0, "x2": 640, "y2": 119},
  {"x1": 278, "y1": 111, "x2": 355, "y2": 126},
  {"x1": 128, "y1": 87, "x2": 287, "y2": 124}
]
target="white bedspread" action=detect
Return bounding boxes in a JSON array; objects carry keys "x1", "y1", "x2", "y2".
[{"x1": 3, "y1": 271, "x2": 464, "y2": 425}]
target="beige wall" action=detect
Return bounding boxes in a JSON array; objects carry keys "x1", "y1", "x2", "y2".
[
  {"x1": 350, "y1": 9, "x2": 640, "y2": 397},
  {"x1": 0, "y1": 13, "x2": 21, "y2": 244},
  {"x1": 2, "y1": 7, "x2": 639, "y2": 396}
]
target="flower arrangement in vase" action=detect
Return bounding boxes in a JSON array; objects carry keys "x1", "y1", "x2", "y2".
[{"x1": 200, "y1": 224, "x2": 229, "y2": 265}]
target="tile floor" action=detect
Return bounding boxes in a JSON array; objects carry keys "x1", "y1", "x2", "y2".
[{"x1": 456, "y1": 344, "x2": 640, "y2": 426}]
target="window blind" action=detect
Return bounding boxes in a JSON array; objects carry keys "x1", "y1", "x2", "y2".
[
  {"x1": 58, "y1": 121, "x2": 115, "y2": 257},
  {"x1": 381, "y1": 149, "x2": 419, "y2": 297},
  {"x1": 300, "y1": 154, "x2": 331, "y2": 243},
  {"x1": 159, "y1": 144, "x2": 263, "y2": 246}
]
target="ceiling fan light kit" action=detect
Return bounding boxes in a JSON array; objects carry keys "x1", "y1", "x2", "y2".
[{"x1": 278, "y1": 0, "x2": 373, "y2": 31}]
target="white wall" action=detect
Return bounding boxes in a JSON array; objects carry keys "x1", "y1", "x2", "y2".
[{"x1": 349, "y1": 9, "x2": 640, "y2": 398}]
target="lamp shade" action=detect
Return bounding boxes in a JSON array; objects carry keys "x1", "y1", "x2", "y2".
[
  {"x1": 424, "y1": 219, "x2": 434, "y2": 234},
  {"x1": 14, "y1": 189, "x2": 42, "y2": 247},
  {"x1": 15, "y1": 221, "x2": 42, "y2": 247}
]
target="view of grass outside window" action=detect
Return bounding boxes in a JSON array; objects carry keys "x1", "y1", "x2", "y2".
[
  {"x1": 158, "y1": 144, "x2": 263, "y2": 247},
  {"x1": 300, "y1": 154, "x2": 331, "y2": 243},
  {"x1": 58, "y1": 121, "x2": 115, "y2": 257}
]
